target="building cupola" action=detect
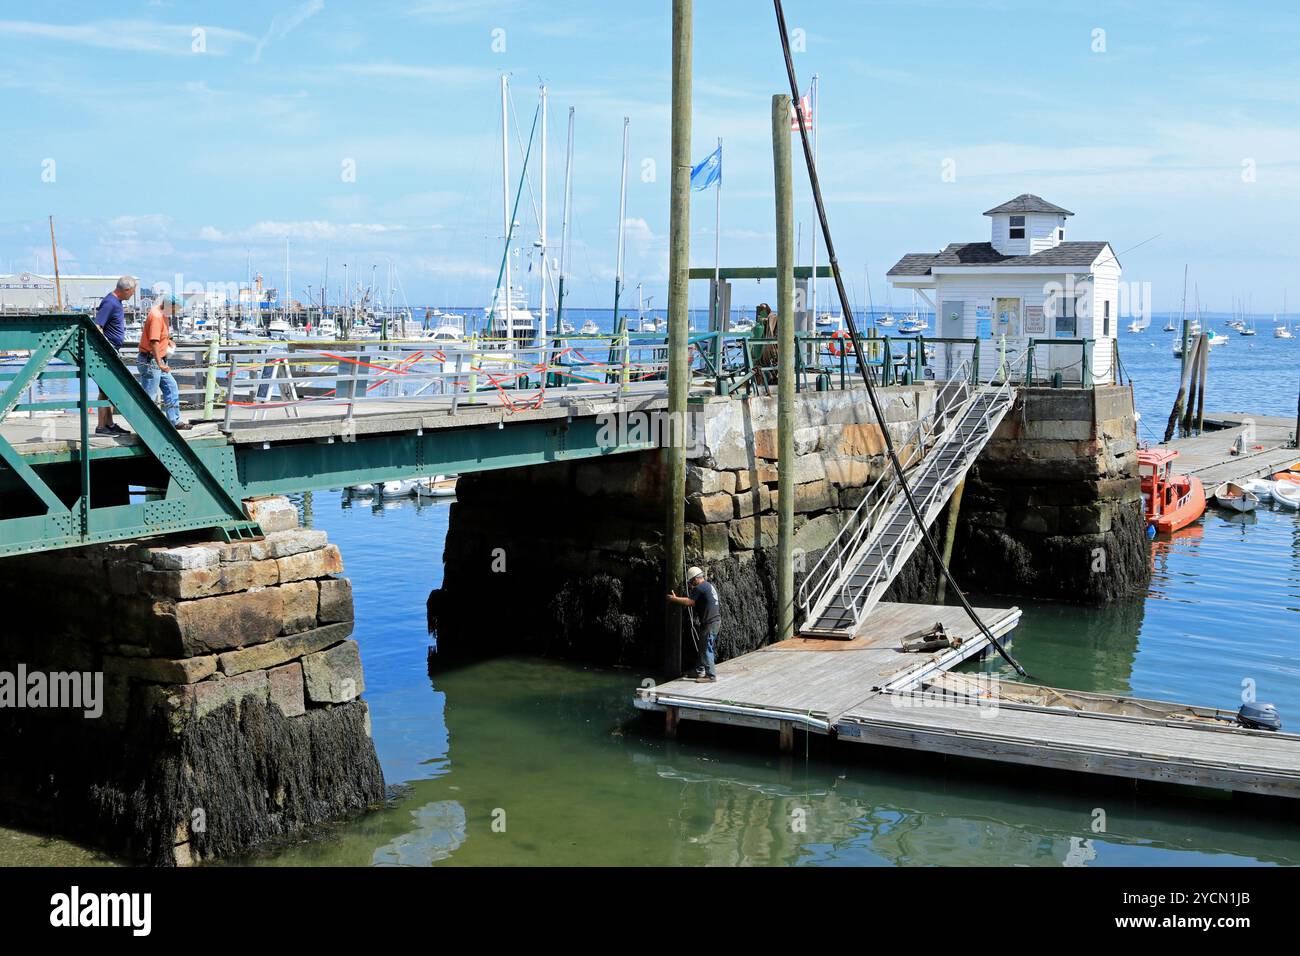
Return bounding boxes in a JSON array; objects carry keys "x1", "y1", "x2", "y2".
[{"x1": 984, "y1": 194, "x2": 1074, "y2": 256}]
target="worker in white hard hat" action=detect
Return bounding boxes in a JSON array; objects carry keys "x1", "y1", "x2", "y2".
[{"x1": 667, "y1": 566, "x2": 721, "y2": 682}]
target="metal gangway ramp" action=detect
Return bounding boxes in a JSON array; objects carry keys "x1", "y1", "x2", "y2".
[{"x1": 798, "y1": 360, "x2": 1019, "y2": 638}]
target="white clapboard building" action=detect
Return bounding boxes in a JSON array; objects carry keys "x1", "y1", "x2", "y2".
[{"x1": 887, "y1": 195, "x2": 1119, "y2": 384}]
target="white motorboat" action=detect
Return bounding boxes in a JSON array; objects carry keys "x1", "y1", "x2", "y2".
[
  {"x1": 1241, "y1": 478, "x2": 1275, "y2": 502},
  {"x1": 414, "y1": 474, "x2": 458, "y2": 497},
  {"x1": 1275, "y1": 325, "x2": 1294, "y2": 339},
  {"x1": 1207, "y1": 331, "x2": 1228, "y2": 346},
  {"x1": 876, "y1": 313, "x2": 895, "y2": 327},
  {"x1": 579, "y1": 320, "x2": 600, "y2": 334},
  {"x1": 380, "y1": 479, "x2": 417, "y2": 498},
  {"x1": 1212, "y1": 481, "x2": 1258, "y2": 513}
]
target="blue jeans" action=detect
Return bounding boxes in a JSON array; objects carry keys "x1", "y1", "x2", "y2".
[
  {"x1": 696, "y1": 627, "x2": 717, "y2": 678},
  {"x1": 137, "y1": 354, "x2": 180, "y2": 425}
]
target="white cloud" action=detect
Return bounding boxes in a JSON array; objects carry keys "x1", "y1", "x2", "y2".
[
  {"x1": 196, "y1": 220, "x2": 441, "y2": 243},
  {"x1": 0, "y1": 18, "x2": 254, "y2": 56},
  {"x1": 251, "y1": 0, "x2": 326, "y2": 64}
]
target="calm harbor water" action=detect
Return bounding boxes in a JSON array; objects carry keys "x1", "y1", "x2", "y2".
[{"x1": 2, "y1": 317, "x2": 1298, "y2": 866}]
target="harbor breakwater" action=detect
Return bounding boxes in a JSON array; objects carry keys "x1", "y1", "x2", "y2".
[
  {"x1": 0, "y1": 496, "x2": 384, "y2": 865},
  {"x1": 428, "y1": 382, "x2": 1149, "y2": 670}
]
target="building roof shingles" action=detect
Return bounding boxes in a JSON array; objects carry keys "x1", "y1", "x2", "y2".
[
  {"x1": 886, "y1": 241, "x2": 1110, "y2": 277},
  {"x1": 982, "y1": 193, "x2": 1075, "y2": 216}
]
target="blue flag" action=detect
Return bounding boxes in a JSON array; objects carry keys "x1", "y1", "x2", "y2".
[{"x1": 690, "y1": 145, "x2": 722, "y2": 191}]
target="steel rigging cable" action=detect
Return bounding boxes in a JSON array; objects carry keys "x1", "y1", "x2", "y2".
[{"x1": 772, "y1": 0, "x2": 1029, "y2": 678}]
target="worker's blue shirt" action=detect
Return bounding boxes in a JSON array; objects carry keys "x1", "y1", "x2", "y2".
[
  {"x1": 94, "y1": 293, "x2": 125, "y2": 349},
  {"x1": 691, "y1": 581, "x2": 721, "y2": 631}
]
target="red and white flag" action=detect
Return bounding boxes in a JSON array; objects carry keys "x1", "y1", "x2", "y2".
[{"x1": 789, "y1": 91, "x2": 813, "y2": 133}]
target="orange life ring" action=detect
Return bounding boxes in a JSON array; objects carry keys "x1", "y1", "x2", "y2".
[{"x1": 828, "y1": 329, "x2": 850, "y2": 357}]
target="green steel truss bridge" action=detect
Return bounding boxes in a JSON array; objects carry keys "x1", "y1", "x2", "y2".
[{"x1": 0, "y1": 313, "x2": 1099, "y2": 558}]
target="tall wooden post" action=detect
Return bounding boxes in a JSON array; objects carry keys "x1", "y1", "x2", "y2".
[
  {"x1": 1195, "y1": 332, "x2": 1208, "y2": 433},
  {"x1": 936, "y1": 479, "x2": 966, "y2": 603},
  {"x1": 773, "y1": 93, "x2": 795, "y2": 643},
  {"x1": 1165, "y1": 320, "x2": 1196, "y2": 442},
  {"x1": 663, "y1": 0, "x2": 692, "y2": 677}
]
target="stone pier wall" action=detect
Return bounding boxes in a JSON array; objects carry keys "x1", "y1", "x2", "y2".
[
  {"x1": 0, "y1": 496, "x2": 384, "y2": 865},
  {"x1": 430, "y1": 383, "x2": 1150, "y2": 674},
  {"x1": 430, "y1": 385, "x2": 936, "y2": 668},
  {"x1": 950, "y1": 385, "x2": 1150, "y2": 602}
]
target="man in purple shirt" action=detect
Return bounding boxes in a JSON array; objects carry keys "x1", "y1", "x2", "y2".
[{"x1": 93, "y1": 276, "x2": 136, "y2": 435}]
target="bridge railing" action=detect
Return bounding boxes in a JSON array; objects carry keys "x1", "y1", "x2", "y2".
[{"x1": 0, "y1": 324, "x2": 1109, "y2": 432}]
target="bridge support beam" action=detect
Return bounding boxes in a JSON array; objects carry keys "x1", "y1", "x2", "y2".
[{"x1": 0, "y1": 496, "x2": 383, "y2": 865}]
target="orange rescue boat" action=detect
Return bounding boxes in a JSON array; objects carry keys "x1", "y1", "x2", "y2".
[{"x1": 1138, "y1": 448, "x2": 1206, "y2": 534}]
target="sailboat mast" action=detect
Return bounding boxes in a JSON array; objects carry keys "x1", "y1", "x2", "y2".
[
  {"x1": 285, "y1": 237, "x2": 291, "y2": 325},
  {"x1": 539, "y1": 83, "x2": 548, "y2": 347},
  {"x1": 501, "y1": 74, "x2": 512, "y2": 339},
  {"x1": 556, "y1": 106, "x2": 575, "y2": 333},
  {"x1": 614, "y1": 116, "x2": 629, "y2": 325},
  {"x1": 1179, "y1": 264, "x2": 1187, "y2": 326}
]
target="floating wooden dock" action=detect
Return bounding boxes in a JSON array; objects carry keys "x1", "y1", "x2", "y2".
[
  {"x1": 1165, "y1": 412, "x2": 1297, "y2": 487},
  {"x1": 635, "y1": 601, "x2": 1300, "y2": 800}
]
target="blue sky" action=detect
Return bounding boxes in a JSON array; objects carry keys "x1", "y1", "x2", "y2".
[{"x1": 3, "y1": 0, "x2": 1299, "y2": 313}]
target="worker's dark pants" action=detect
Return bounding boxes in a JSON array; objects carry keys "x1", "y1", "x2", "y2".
[{"x1": 695, "y1": 627, "x2": 717, "y2": 678}]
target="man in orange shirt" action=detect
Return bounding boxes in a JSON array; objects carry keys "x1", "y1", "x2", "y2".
[{"x1": 137, "y1": 295, "x2": 190, "y2": 430}]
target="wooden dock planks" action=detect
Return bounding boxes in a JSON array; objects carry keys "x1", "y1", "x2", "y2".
[
  {"x1": 636, "y1": 597, "x2": 1300, "y2": 799},
  {"x1": 1164, "y1": 412, "x2": 1297, "y2": 487},
  {"x1": 638, "y1": 602, "x2": 1021, "y2": 723},
  {"x1": 838, "y1": 695, "x2": 1300, "y2": 798}
]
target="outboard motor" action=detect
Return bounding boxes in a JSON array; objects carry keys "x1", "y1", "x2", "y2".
[{"x1": 1236, "y1": 701, "x2": 1282, "y2": 732}]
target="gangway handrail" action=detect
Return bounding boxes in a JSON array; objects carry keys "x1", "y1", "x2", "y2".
[
  {"x1": 831, "y1": 352, "x2": 1028, "y2": 629},
  {"x1": 797, "y1": 358, "x2": 973, "y2": 623}
]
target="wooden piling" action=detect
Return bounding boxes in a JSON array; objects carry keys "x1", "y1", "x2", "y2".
[
  {"x1": 1195, "y1": 332, "x2": 1209, "y2": 434},
  {"x1": 773, "y1": 93, "x2": 795, "y2": 643},
  {"x1": 935, "y1": 478, "x2": 966, "y2": 604},
  {"x1": 1165, "y1": 321, "x2": 1197, "y2": 442},
  {"x1": 663, "y1": 0, "x2": 692, "y2": 678},
  {"x1": 1182, "y1": 335, "x2": 1200, "y2": 436}
]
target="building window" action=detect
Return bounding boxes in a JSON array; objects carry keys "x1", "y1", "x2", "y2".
[
  {"x1": 1056, "y1": 293, "x2": 1080, "y2": 336},
  {"x1": 1103, "y1": 300, "x2": 1111, "y2": 336},
  {"x1": 1009, "y1": 215, "x2": 1025, "y2": 240},
  {"x1": 1058, "y1": 228, "x2": 1065, "y2": 241}
]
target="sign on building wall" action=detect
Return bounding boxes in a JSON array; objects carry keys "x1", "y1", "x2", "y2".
[{"x1": 1025, "y1": 305, "x2": 1046, "y2": 335}]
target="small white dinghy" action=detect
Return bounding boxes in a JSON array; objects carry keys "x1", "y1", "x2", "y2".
[
  {"x1": 413, "y1": 474, "x2": 458, "y2": 497},
  {"x1": 1212, "y1": 481, "x2": 1259, "y2": 513},
  {"x1": 348, "y1": 483, "x2": 376, "y2": 496},
  {"x1": 1273, "y1": 481, "x2": 1300, "y2": 510},
  {"x1": 1241, "y1": 478, "x2": 1275, "y2": 502},
  {"x1": 380, "y1": 479, "x2": 417, "y2": 498}
]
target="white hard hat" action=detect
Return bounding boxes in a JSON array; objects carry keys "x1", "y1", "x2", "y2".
[{"x1": 687, "y1": 566, "x2": 704, "y2": 580}]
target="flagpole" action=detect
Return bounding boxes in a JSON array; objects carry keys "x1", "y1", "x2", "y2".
[{"x1": 713, "y1": 136, "x2": 722, "y2": 331}]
